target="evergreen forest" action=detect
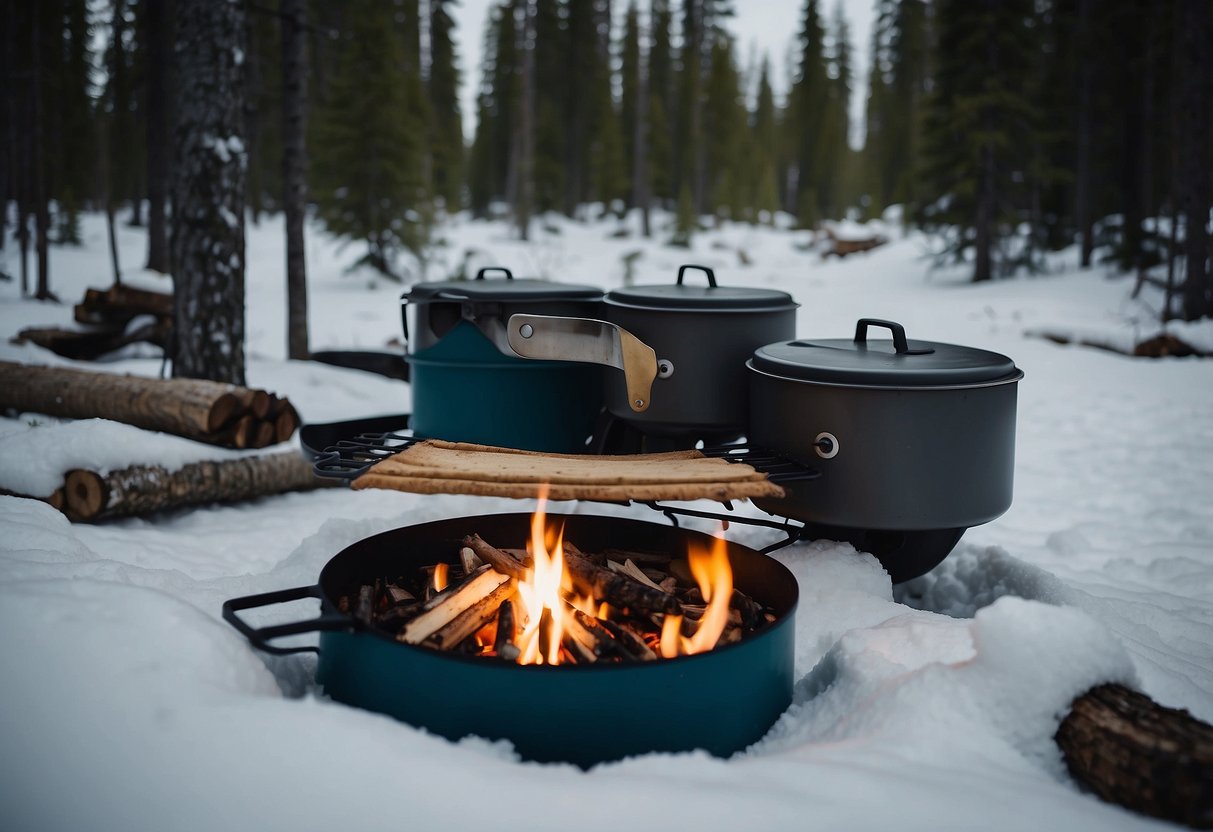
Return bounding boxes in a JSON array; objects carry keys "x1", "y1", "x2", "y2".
[{"x1": 3, "y1": 0, "x2": 1211, "y2": 321}]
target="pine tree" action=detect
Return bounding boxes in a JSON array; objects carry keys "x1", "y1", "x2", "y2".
[
  {"x1": 52, "y1": 0, "x2": 94, "y2": 245},
  {"x1": 621, "y1": 1, "x2": 641, "y2": 208},
  {"x1": 531, "y1": 0, "x2": 566, "y2": 213},
  {"x1": 918, "y1": 0, "x2": 1039, "y2": 282},
  {"x1": 310, "y1": 0, "x2": 432, "y2": 279},
  {"x1": 704, "y1": 34, "x2": 743, "y2": 221},
  {"x1": 786, "y1": 0, "x2": 829, "y2": 226},
  {"x1": 467, "y1": 11, "x2": 502, "y2": 217},
  {"x1": 428, "y1": 0, "x2": 464, "y2": 210},
  {"x1": 647, "y1": 0, "x2": 674, "y2": 205},
  {"x1": 750, "y1": 56, "x2": 780, "y2": 224}
]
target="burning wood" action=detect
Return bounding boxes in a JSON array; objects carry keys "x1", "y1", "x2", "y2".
[{"x1": 341, "y1": 513, "x2": 774, "y2": 667}]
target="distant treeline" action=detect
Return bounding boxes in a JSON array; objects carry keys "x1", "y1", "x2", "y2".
[{"x1": 2, "y1": 0, "x2": 1210, "y2": 318}]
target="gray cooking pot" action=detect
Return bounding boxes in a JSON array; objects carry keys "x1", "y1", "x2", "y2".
[
  {"x1": 509, "y1": 265, "x2": 797, "y2": 438},
  {"x1": 748, "y1": 318, "x2": 1024, "y2": 535}
]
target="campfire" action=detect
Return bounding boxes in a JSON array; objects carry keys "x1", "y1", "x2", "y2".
[{"x1": 337, "y1": 490, "x2": 776, "y2": 665}]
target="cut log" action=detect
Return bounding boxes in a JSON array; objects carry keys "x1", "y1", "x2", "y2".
[
  {"x1": 103, "y1": 284, "x2": 174, "y2": 317},
  {"x1": 60, "y1": 451, "x2": 336, "y2": 522},
  {"x1": 1056, "y1": 683, "x2": 1213, "y2": 829},
  {"x1": 428, "y1": 581, "x2": 517, "y2": 651},
  {"x1": 459, "y1": 546, "x2": 484, "y2": 576},
  {"x1": 0, "y1": 362, "x2": 296, "y2": 448},
  {"x1": 274, "y1": 403, "x2": 300, "y2": 443},
  {"x1": 463, "y1": 534, "x2": 530, "y2": 581},
  {"x1": 563, "y1": 543, "x2": 682, "y2": 615},
  {"x1": 399, "y1": 568, "x2": 512, "y2": 645},
  {"x1": 14, "y1": 319, "x2": 169, "y2": 361},
  {"x1": 493, "y1": 598, "x2": 518, "y2": 660}
]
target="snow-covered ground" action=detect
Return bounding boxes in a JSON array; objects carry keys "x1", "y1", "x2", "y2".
[{"x1": 1, "y1": 211, "x2": 1210, "y2": 831}]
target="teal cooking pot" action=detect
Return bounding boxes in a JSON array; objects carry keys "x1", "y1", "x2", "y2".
[
  {"x1": 222, "y1": 513, "x2": 798, "y2": 767},
  {"x1": 402, "y1": 268, "x2": 607, "y2": 452}
]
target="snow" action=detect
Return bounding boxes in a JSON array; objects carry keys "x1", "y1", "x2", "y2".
[{"x1": 1, "y1": 210, "x2": 1211, "y2": 831}]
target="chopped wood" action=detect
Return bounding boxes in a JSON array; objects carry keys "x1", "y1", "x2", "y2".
[
  {"x1": 0, "y1": 361, "x2": 298, "y2": 449},
  {"x1": 562, "y1": 546, "x2": 682, "y2": 615},
  {"x1": 355, "y1": 585, "x2": 374, "y2": 625},
  {"x1": 59, "y1": 451, "x2": 335, "y2": 522},
  {"x1": 462, "y1": 534, "x2": 529, "y2": 581},
  {"x1": 459, "y1": 546, "x2": 483, "y2": 576},
  {"x1": 1056, "y1": 682, "x2": 1213, "y2": 828},
  {"x1": 14, "y1": 319, "x2": 170, "y2": 361},
  {"x1": 274, "y1": 403, "x2": 300, "y2": 443},
  {"x1": 493, "y1": 599, "x2": 518, "y2": 659},
  {"x1": 597, "y1": 617, "x2": 657, "y2": 661},
  {"x1": 399, "y1": 569, "x2": 511, "y2": 645},
  {"x1": 606, "y1": 558, "x2": 669, "y2": 594},
  {"x1": 386, "y1": 584, "x2": 415, "y2": 604},
  {"x1": 428, "y1": 581, "x2": 517, "y2": 651},
  {"x1": 601, "y1": 547, "x2": 673, "y2": 567}
]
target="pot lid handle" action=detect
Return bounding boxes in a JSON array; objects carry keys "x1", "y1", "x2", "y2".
[
  {"x1": 474, "y1": 266, "x2": 514, "y2": 281},
  {"x1": 676, "y1": 264, "x2": 717, "y2": 287},
  {"x1": 854, "y1": 318, "x2": 934, "y2": 356}
]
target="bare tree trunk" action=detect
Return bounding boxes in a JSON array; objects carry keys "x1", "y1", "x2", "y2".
[
  {"x1": 512, "y1": 0, "x2": 534, "y2": 241},
  {"x1": 282, "y1": 0, "x2": 309, "y2": 360},
  {"x1": 171, "y1": 0, "x2": 247, "y2": 384},
  {"x1": 1074, "y1": 0, "x2": 1094, "y2": 267},
  {"x1": 144, "y1": 0, "x2": 172, "y2": 274},
  {"x1": 632, "y1": 8, "x2": 651, "y2": 239},
  {"x1": 32, "y1": 4, "x2": 52, "y2": 302},
  {"x1": 1179, "y1": 0, "x2": 1211, "y2": 320}
]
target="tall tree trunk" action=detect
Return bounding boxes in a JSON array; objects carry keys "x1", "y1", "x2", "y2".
[
  {"x1": 512, "y1": 0, "x2": 534, "y2": 240},
  {"x1": 32, "y1": 4, "x2": 51, "y2": 301},
  {"x1": 1178, "y1": 0, "x2": 1211, "y2": 319},
  {"x1": 1074, "y1": 0, "x2": 1093, "y2": 267},
  {"x1": 145, "y1": 0, "x2": 172, "y2": 274},
  {"x1": 632, "y1": 7, "x2": 651, "y2": 238},
  {"x1": 171, "y1": 0, "x2": 247, "y2": 384},
  {"x1": 282, "y1": 0, "x2": 309, "y2": 360}
]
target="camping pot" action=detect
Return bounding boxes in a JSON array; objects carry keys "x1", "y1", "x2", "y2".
[
  {"x1": 747, "y1": 319, "x2": 1024, "y2": 580},
  {"x1": 401, "y1": 268, "x2": 609, "y2": 453},
  {"x1": 222, "y1": 513, "x2": 797, "y2": 767},
  {"x1": 508, "y1": 265, "x2": 797, "y2": 439}
]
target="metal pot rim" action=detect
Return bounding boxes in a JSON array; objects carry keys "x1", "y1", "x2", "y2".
[{"x1": 746, "y1": 360, "x2": 1024, "y2": 392}]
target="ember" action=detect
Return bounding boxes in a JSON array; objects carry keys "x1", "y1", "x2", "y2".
[{"x1": 338, "y1": 494, "x2": 776, "y2": 665}]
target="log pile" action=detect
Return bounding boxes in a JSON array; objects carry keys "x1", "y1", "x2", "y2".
[
  {"x1": 15, "y1": 285, "x2": 174, "y2": 361},
  {"x1": 338, "y1": 532, "x2": 776, "y2": 664},
  {"x1": 0, "y1": 361, "x2": 300, "y2": 449}
]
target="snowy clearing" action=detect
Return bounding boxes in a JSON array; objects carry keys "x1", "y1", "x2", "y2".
[{"x1": 1, "y1": 211, "x2": 1210, "y2": 831}]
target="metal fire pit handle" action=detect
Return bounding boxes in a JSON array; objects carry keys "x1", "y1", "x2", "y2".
[{"x1": 222, "y1": 585, "x2": 351, "y2": 655}]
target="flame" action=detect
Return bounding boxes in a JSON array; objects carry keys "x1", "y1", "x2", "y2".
[
  {"x1": 514, "y1": 486, "x2": 567, "y2": 665},
  {"x1": 658, "y1": 525, "x2": 734, "y2": 657},
  {"x1": 432, "y1": 562, "x2": 449, "y2": 593}
]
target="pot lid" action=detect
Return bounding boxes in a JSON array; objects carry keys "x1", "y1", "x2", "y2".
[
  {"x1": 606, "y1": 264, "x2": 796, "y2": 311},
  {"x1": 751, "y1": 318, "x2": 1019, "y2": 387},
  {"x1": 405, "y1": 267, "x2": 603, "y2": 303}
]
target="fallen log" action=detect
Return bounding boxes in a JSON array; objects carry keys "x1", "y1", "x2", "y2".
[
  {"x1": 1057, "y1": 683, "x2": 1213, "y2": 829},
  {"x1": 15, "y1": 319, "x2": 169, "y2": 361},
  {"x1": 60, "y1": 451, "x2": 337, "y2": 522},
  {"x1": 0, "y1": 361, "x2": 296, "y2": 448}
]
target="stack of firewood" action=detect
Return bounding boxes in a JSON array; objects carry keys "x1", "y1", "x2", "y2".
[
  {"x1": 16, "y1": 285, "x2": 173, "y2": 361},
  {"x1": 0, "y1": 361, "x2": 300, "y2": 450},
  {"x1": 339, "y1": 533, "x2": 775, "y2": 664}
]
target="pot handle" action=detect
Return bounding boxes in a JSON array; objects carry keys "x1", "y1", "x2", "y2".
[
  {"x1": 854, "y1": 319, "x2": 935, "y2": 356},
  {"x1": 474, "y1": 267, "x2": 514, "y2": 281},
  {"x1": 676, "y1": 264, "x2": 717, "y2": 287},
  {"x1": 222, "y1": 584, "x2": 351, "y2": 656}
]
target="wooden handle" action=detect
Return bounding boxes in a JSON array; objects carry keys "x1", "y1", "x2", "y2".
[{"x1": 617, "y1": 328, "x2": 658, "y2": 412}]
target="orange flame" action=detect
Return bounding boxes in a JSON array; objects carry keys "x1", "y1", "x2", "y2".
[
  {"x1": 514, "y1": 486, "x2": 567, "y2": 665},
  {"x1": 659, "y1": 525, "x2": 733, "y2": 657},
  {"x1": 432, "y1": 562, "x2": 449, "y2": 593}
]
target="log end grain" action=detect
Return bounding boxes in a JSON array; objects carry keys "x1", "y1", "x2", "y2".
[{"x1": 64, "y1": 469, "x2": 106, "y2": 522}]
